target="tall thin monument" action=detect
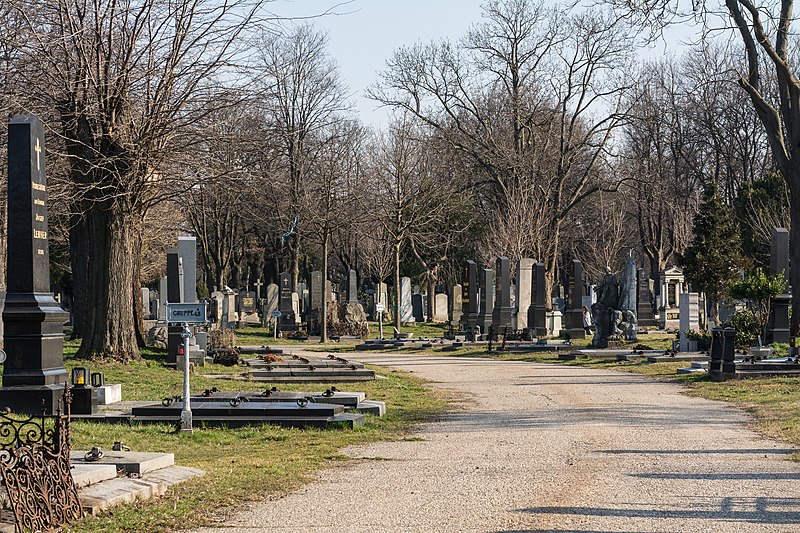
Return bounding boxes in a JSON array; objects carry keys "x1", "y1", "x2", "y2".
[{"x1": 0, "y1": 116, "x2": 68, "y2": 414}]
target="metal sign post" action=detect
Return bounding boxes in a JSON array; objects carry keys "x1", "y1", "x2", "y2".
[
  {"x1": 166, "y1": 303, "x2": 208, "y2": 434},
  {"x1": 271, "y1": 310, "x2": 282, "y2": 339},
  {"x1": 375, "y1": 302, "x2": 385, "y2": 340}
]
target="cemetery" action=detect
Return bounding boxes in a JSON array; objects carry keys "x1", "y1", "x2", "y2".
[{"x1": 2, "y1": 0, "x2": 800, "y2": 530}]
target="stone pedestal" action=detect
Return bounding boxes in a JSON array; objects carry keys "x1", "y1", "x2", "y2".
[{"x1": 767, "y1": 294, "x2": 791, "y2": 344}]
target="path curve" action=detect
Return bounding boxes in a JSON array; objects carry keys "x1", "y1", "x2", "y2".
[{"x1": 194, "y1": 352, "x2": 800, "y2": 532}]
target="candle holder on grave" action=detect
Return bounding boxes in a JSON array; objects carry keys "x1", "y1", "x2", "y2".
[
  {"x1": 91, "y1": 372, "x2": 105, "y2": 388},
  {"x1": 71, "y1": 367, "x2": 89, "y2": 388},
  {"x1": 69, "y1": 367, "x2": 96, "y2": 414}
]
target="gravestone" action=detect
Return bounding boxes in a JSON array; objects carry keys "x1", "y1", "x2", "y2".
[
  {"x1": 477, "y1": 268, "x2": 495, "y2": 335},
  {"x1": 141, "y1": 287, "x2": 150, "y2": 319},
  {"x1": 658, "y1": 266, "x2": 684, "y2": 330},
  {"x1": 433, "y1": 293, "x2": 448, "y2": 323},
  {"x1": 221, "y1": 287, "x2": 237, "y2": 329},
  {"x1": 451, "y1": 284, "x2": 462, "y2": 325},
  {"x1": 210, "y1": 290, "x2": 224, "y2": 327},
  {"x1": 460, "y1": 260, "x2": 479, "y2": 332},
  {"x1": 678, "y1": 292, "x2": 700, "y2": 352},
  {"x1": 767, "y1": 227, "x2": 791, "y2": 343},
  {"x1": 166, "y1": 249, "x2": 183, "y2": 364},
  {"x1": 278, "y1": 272, "x2": 298, "y2": 333},
  {"x1": 565, "y1": 259, "x2": 586, "y2": 340},
  {"x1": 310, "y1": 271, "x2": 323, "y2": 312},
  {"x1": 177, "y1": 236, "x2": 197, "y2": 303},
  {"x1": 348, "y1": 270, "x2": 358, "y2": 304},
  {"x1": 263, "y1": 283, "x2": 279, "y2": 328},
  {"x1": 515, "y1": 258, "x2": 534, "y2": 331},
  {"x1": 400, "y1": 277, "x2": 414, "y2": 323},
  {"x1": 158, "y1": 276, "x2": 168, "y2": 321},
  {"x1": 238, "y1": 290, "x2": 257, "y2": 326},
  {"x1": 0, "y1": 116, "x2": 70, "y2": 414},
  {"x1": 527, "y1": 262, "x2": 548, "y2": 338},
  {"x1": 619, "y1": 255, "x2": 637, "y2": 314},
  {"x1": 291, "y1": 292, "x2": 301, "y2": 325},
  {"x1": 492, "y1": 257, "x2": 513, "y2": 330},
  {"x1": 412, "y1": 293, "x2": 425, "y2": 323},
  {"x1": 636, "y1": 268, "x2": 657, "y2": 328}
]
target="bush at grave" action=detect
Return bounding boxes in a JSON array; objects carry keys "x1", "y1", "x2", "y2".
[
  {"x1": 723, "y1": 309, "x2": 759, "y2": 347},
  {"x1": 210, "y1": 328, "x2": 236, "y2": 349}
]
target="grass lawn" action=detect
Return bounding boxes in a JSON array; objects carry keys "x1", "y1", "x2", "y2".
[{"x1": 58, "y1": 341, "x2": 448, "y2": 532}]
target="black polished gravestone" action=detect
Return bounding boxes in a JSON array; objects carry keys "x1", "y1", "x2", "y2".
[
  {"x1": 636, "y1": 268, "x2": 657, "y2": 328},
  {"x1": 767, "y1": 227, "x2": 791, "y2": 344},
  {"x1": 0, "y1": 116, "x2": 69, "y2": 414},
  {"x1": 277, "y1": 272, "x2": 298, "y2": 333},
  {"x1": 527, "y1": 262, "x2": 548, "y2": 338},
  {"x1": 565, "y1": 259, "x2": 586, "y2": 340},
  {"x1": 492, "y1": 256, "x2": 513, "y2": 330},
  {"x1": 460, "y1": 260, "x2": 479, "y2": 332}
]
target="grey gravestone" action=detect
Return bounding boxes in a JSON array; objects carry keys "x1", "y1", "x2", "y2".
[
  {"x1": 477, "y1": 268, "x2": 495, "y2": 334},
  {"x1": 310, "y1": 271, "x2": 323, "y2": 312},
  {"x1": 0, "y1": 116, "x2": 69, "y2": 414},
  {"x1": 515, "y1": 258, "x2": 534, "y2": 331},
  {"x1": 527, "y1": 262, "x2": 547, "y2": 338},
  {"x1": 412, "y1": 293, "x2": 425, "y2": 323},
  {"x1": 158, "y1": 276, "x2": 168, "y2": 321},
  {"x1": 619, "y1": 255, "x2": 637, "y2": 314},
  {"x1": 460, "y1": 260, "x2": 479, "y2": 331},
  {"x1": 177, "y1": 236, "x2": 197, "y2": 303},
  {"x1": 141, "y1": 287, "x2": 150, "y2": 319},
  {"x1": 278, "y1": 272, "x2": 298, "y2": 333},
  {"x1": 767, "y1": 227, "x2": 791, "y2": 343},
  {"x1": 433, "y1": 293, "x2": 448, "y2": 323},
  {"x1": 565, "y1": 259, "x2": 586, "y2": 340},
  {"x1": 492, "y1": 257, "x2": 513, "y2": 330},
  {"x1": 451, "y1": 284, "x2": 462, "y2": 325},
  {"x1": 400, "y1": 277, "x2": 414, "y2": 323},
  {"x1": 636, "y1": 268, "x2": 657, "y2": 327},
  {"x1": 263, "y1": 283, "x2": 279, "y2": 327},
  {"x1": 348, "y1": 270, "x2": 358, "y2": 304},
  {"x1": 166, "y1": 249, "x2": 183, "y2": 364},
  {"x1": 678, "y1": 292, "x2": 700, "y2": 352}
]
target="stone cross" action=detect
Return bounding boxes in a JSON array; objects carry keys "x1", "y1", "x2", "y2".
[{"x1": 254, "y1": 278, "x2": 264, "y2": 301}]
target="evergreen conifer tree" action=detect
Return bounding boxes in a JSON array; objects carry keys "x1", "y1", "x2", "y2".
[{"x1": 682, "y1": 185, "x2": 745, "y2": 326}]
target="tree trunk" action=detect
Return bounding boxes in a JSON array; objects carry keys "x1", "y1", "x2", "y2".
[
  {"x1": 132, "y1": 224, "x2": 146, "y2": 348},
  {"x1": 394, "y1": 241, "x2": 401, "y2": 331},
  {"x1": 69, "y1": 214, "x2": 89, "y2": 340},
  {"x1": 321, "y1": 232, "x2": 329, "y2": 343},
  {"x1": 75, "y1": 206, "x2": 141, "y2": 361},
  {"x1": 789, "y1": 179, "x2": 800, "y2": 336},
  {"x1": 426, "y1": 273, "x2": 435, "y2": 323}
]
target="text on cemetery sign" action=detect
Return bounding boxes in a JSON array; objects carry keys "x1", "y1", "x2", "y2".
[{"x1": 167, "y1": 303, "x2": 208, "y2": 324}]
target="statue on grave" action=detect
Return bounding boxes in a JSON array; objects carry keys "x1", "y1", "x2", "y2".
[{"x1": 591, "y1": 267, "x2": 620, "y2": 349}]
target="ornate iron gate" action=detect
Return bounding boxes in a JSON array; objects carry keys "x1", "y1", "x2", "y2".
[{"x1": 0, "y1": 388, "x2": 83, "y2": 532}]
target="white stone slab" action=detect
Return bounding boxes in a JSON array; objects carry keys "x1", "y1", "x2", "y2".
[{"x1": 96, "y1": 384, "x2": 122, "y2": 405}]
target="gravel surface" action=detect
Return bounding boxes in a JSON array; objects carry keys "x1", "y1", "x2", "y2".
[{"x1": 193, "y1": 352, "x2": 800, "y2": 532}]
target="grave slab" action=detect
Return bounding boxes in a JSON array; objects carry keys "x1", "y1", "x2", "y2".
[
  {"x1": 71, "y1": 463, "x2": 119, "y2": 488},
  {"x1": 70, "y1": 451, "x2": 174, "y2": 475}
]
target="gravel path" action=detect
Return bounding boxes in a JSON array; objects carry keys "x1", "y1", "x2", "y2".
[{"x1": 194, "y1": 352, "x2": 800, "y2": 532}]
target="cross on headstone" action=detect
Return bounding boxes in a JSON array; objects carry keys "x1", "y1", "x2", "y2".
[{"x1": 254, "y1": 278, "x2": 264, "y2": 301}]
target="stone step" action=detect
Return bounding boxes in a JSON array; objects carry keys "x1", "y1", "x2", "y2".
[
  {"x1": 79, "y1": 465, "x2": 204, "y2": 515},
  {"x1": 71, "y1": 463, "x2": 119, "y2": 488},
  {"x1": 691, "y1": 361, "x2": 709, "y2": 369},
  {"x1": 70, "y1": 451, "x2": 175, "y2": 475},
  {"x1": 677, "y1": 367, "x2": 706, "y2": 375},
  {"x1": 247, "y1": 375, "x2": 378, "y2": 383},
  {"x1": 116, "y1": 412, "x2": 365, "y2": 429}
]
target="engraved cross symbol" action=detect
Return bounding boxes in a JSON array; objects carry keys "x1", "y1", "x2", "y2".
[{"x1": 34, "y1": 138, "x2": 41, "y2": 171}]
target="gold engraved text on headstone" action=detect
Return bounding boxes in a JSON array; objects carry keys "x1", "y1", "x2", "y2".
[
  {"x1": 35, "y1": 214, "x2": 44, "y2": 222},
  {"x1": 32, "y1": 182, "x2": 45, "y2": 192},
  {"x1": 34, "y1": 138, "x2": 41, "y2": 171},
  {"x1": 33, "y1": 229, "x2": 47, "y2": 240},
  {"x1": 37, "y1": 249, "x2": 44, "y2": 255},
  {"x1": 34, "y1": 199, "x2": 45, "y2": 206}
]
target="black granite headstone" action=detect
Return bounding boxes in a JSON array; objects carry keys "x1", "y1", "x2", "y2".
[
  {"x1": 166, "y1": 249, "x2": 182, "y2": 365},
  {"x1": 0, "y1": 116, "x2": 69, "y2": 414},
  {"x1": 278, "y1": 272, "x2": 298, "y2": 332},
  {"x1": 477, "y1": 268, "x2": 494, "y2": 335},
  {"x1": 492, "y1": 256, "x2": 513, "y2": 330},
  {"x1": 767, "y1": 227, "x2": 791, "y2": 343},
  {"x1": 565, "y1": 259, "x2": 586, "y2": 339},
  {"x1": 239, "y1": 291, "x2": 256, "y2": 314},
  {"x1": 527, "y1": 262, "x2": 547, "y2": 338},
  {"x1": 460, "y1": 260, "x2": 479, "y2": 331},
  {"x1": 636, "y1": 268, "x2": 657, "y2": 327}
]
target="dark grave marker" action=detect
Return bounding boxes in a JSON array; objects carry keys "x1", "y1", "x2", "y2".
[
  {"x1": 460, "y1": 260, "x2": 479, "y2": 332},
  {"x1": 767, "y1": 227, "x2": 790, "y2": 344},
  {"x1": 527, "y1": 262, "x2": 547, "y2": 338},
  {"x1": 166, "y1": 249, "x2": 182, "y2": 365},
  {"x1": 636, "y1": 268, "x2": 657, "y2": 327},
  {"x1": 477, "y1": 268, "x2": 494, "y2": 335},
  {"x1": 492, "y1": 256, "x2": 513, "y2": 330},
  {"x1": 239, "y1": 290, "x2": 256, "y2": 314},
  {"x1": 278, "y1": 272, "x2": 298, "y2": 333},
  {"x1": 0, "y1": 116, "x2": 69, "y2": 414},
  {"x1": 565, "y1": 259, "x2": 586, "y2": 340}
]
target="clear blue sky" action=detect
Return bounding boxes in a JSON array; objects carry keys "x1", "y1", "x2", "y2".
[{"x1": 270, "y1": 1, "x2": 486, "y2": 129}]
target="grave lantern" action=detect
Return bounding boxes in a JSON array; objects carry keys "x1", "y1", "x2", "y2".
[
  {"x1": 91, "y1": 372, "x2": 105, "y2": 388},
  {"x1": 71, "y1": 367, "x2": 90, "y2": 387}
]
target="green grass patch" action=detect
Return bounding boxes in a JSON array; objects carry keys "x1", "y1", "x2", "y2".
[{"x1": 59, "y1": 340, "x2": 447, "y2": 532}]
